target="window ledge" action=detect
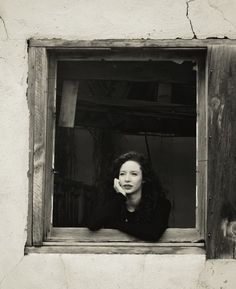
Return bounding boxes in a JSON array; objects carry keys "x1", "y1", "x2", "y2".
[
  {"x1": 48, "y1": 227, "x2": 204, "y2": 242},
  {"x1": 25, "y1": 227, "x2": 205, "y2": 254},
  {"x1": 25, "y1": 242, "x2": 205, "y2": 255}
]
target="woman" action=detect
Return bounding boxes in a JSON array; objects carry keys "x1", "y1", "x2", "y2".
[{"x1": 87, "y1": 151, "x2": 171, "y2": 241}]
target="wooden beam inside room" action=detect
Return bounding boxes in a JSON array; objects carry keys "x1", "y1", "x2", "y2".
[
  {"x1": 59, "y1": 80, "x2": 79, "y2": 128},
  {"x1": 57, "y1": 61, "x2": 196, "y2": 83}
]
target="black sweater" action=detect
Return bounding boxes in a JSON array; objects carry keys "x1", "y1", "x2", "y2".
[{"x1": 87, "y1": 193, "x2": 171, "y2": 241}]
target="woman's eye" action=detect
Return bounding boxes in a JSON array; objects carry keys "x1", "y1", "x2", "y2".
[{"x1": 131, "y1": 173, "x2": 138, "y2": 176}]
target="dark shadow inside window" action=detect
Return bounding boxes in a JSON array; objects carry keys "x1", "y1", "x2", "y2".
[{"x1": 53, "y1": 60, "x2": 196, "y2": 228}]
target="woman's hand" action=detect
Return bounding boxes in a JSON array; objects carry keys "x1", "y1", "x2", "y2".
[{"x1": 114, "y1": 178, "x2": 126, "y2": 197}]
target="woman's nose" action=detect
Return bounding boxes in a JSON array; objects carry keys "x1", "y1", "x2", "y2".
[{"x1": 124, "y1": 174, "x2": 131, "y2": 182}]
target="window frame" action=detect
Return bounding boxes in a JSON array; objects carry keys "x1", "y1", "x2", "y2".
[{"x1": 26, "y1": 39, "x2": 210, "y2": 255}]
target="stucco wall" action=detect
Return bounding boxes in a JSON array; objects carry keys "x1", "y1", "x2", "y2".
[{"x1": 0, "y1": 1, "x2": 236, "y2": 288}]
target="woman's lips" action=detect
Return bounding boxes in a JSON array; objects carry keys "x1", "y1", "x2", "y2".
[{"x1": 123, "y1": 185, "x2": 133, "y2": 189}]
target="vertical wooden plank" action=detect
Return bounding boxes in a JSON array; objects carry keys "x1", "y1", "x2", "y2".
[
  {"x1": 32, "y1": 47, "x2": 48, "y2": 246},
  {"x1": 207, "y1": 45, "x2": 236, "y2": 259},
  {"x1": 59, "y1": 81, "x2": 79, "y2": 127},
  {"x1": 26, "y1": 47, "x2": 36, "y2": 246},
  {"x1": 196, "y1": 56, "x2": 207, "y2": 240},
  {"x1": 44, "y1": 54, "x2": 57, "y2": 238}
]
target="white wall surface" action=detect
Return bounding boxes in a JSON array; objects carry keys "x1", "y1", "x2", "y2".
[{"x1": 0, "y1": 0, "x2": 236, "y2": 288}]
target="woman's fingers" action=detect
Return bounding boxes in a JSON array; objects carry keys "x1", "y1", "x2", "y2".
[
  {"x1": 113, "y1": 178, "x2": 119, "y2": 191},
  {"x1": 114, "y1": 178, "x2": 126, "y2": 197}
]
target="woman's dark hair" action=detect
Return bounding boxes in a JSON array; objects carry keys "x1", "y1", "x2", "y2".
[{"x1": 112, "y1": 151, "x2": 164, "y2": 222}]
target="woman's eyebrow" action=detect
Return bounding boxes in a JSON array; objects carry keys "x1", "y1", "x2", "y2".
[{"x1": 120, "y1": 170, "x2": 139, "y2": 173}]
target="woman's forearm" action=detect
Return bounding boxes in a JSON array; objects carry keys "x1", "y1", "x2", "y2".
[{"x1": 87, "y1": 193, "x2": 126, "y2": 230}]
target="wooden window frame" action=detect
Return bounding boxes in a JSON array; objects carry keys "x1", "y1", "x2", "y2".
[{"x1": 25, "y1": 39, "x2": 216, "y2": 255}]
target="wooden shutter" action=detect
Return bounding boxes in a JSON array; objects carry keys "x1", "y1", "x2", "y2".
[
  {"x1": 27, "y1": 47, "x2": 48, "y2": 246},
  {"x1": 207, "y1": 45, "x2": 236, "y2": 259}
]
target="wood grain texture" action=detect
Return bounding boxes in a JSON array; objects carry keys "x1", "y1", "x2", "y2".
[
  {"x1": 54, "y1": 50, "x2": 203, "y2": 62},
  {"x1": 32, "y1": 47, "x2": 48, "y2": 246},
  {"x1": 48, "y1": 228, "x2": 203, "y2": 243},
  {"x1": 26, "y1": 48, "x2": 36, "y2": 246},
  {"x1": 207, "y1": 45, "x2": 236, "y2": 259},
  {"x1": 25, "y1": 243, "x2": 205, "y2": 255},
  {"x1": 29, "y1": 38, "x2": 236, "y2": 48},
  {"x1": 44, "y1": 55, "x2": 57, "y2": 238},
  {"x1": 196, "y1": 57, "x2": 207, "y2": 240},
  {"x1": 28, "y1": 43, "x2": 208, "y2": 250}
]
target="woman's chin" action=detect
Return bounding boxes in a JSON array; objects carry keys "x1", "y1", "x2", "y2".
[{"x1": 124, "y1": 189, "x2": 134, "y2": 195}]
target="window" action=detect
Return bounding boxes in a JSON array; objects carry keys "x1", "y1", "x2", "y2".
[
  {"x1": 54, "y1": 60, "x2": 198, "y2": 230},
  {"x1": 26, "y1": 40, "x2": 236, "y2": 258}
]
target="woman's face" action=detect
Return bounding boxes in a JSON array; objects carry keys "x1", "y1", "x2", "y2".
[{"x1": 119, "y1": 160, "x2": 143, "y2": 195}]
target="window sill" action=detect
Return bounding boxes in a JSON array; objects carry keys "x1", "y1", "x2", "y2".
[
  {"x1": 25, "y1": 242, "x2": 205, "y2": 254},
  {"x1": 47, "y1": 227, "x2": 204, "y2": 242},
  {"x1": 25, "y1": 227, "x2": 205, "y2": 255}
]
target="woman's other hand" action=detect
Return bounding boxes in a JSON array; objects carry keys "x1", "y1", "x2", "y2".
[{"x1": 114, "y1": 178, "x2": 126, "y2": 197}]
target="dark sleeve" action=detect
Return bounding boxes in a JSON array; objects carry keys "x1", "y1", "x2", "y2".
[
  {"x1": 87, "y1": 193, "x2": 126, "y2": 231},
  {"x1": 114, "y1": 198, "x2": 171, "y2": 242}
]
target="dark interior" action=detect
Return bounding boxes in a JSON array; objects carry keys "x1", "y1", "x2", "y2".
[{"x1": 53, "y1": 60, "x2": 196, "y2": 228}]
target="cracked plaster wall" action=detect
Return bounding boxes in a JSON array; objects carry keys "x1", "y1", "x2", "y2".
[{"x1": 0, "y1": 0, "x2": 236, "y2": 288}]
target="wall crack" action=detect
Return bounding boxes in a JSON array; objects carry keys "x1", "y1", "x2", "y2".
[
  {"x1": 0, "y1": 15, "x2": 9, "y2": 39},
  {"x1": 186, "y1": 0, "x2": 197, "y2": 39}
]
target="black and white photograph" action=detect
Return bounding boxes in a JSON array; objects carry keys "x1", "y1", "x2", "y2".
[{"x1": 0, "y1": 1, "x2": 236, "y2": 288}]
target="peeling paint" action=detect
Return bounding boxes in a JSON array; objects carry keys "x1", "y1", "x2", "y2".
[
  {"x1": 209, "y1": 97, "x2": 224, "y2": 130},
  {"x1": 221, "y1": 219, "x2": 236, "y2": 240},
  {"x1": 210, "y1": 97, "x2": 221, "y2": 111},
  {"x1": 209, "y1": 97, "x2": 221, "y2": 125}
]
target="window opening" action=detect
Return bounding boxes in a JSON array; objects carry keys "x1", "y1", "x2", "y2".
[{"x1": 53, "y1": 59, "x2": 196, "y2": 229}]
